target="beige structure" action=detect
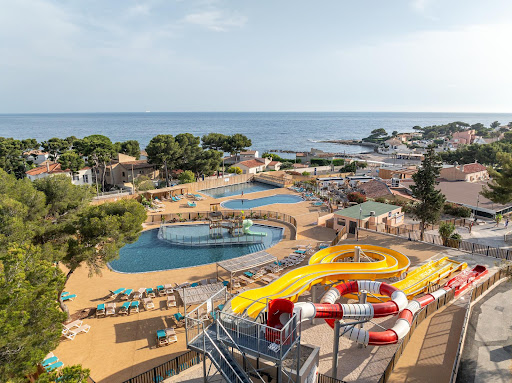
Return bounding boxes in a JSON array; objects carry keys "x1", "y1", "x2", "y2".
[
  {"x1": 332, "y1": 201, "x2": 403, "y2": 234},
  {"x1": 451, "y1": 130, "x2": 475, "y2": 146},
  {"x1": 440, "y1": 162, "x2": 488, "y2": 182},
  {"x1": 267, "y1": 161, "x2": 282, "y2": 171},
  {"x1": 378, "y1": 166, "x2": 417, "y2": 180},
  {"x1": 103, "y1": 154, "x2": 159, "y2": 187}
]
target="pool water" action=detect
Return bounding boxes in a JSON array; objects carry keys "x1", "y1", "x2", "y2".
[
  {"x1": 221, "y1": 194, "x2": 303, "y2": 210},
  {"x1": 200, "y1": 182, "x2": 279, "y2": 198},
  {"x1": 109, "y1": 224, "x2": 284, "y2": 273}
]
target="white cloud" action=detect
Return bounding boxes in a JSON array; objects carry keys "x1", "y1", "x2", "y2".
[
  {"x1": 126, "y1": 4, "x2": 151, "y2": 17},
  {"x1": 412, "y1": 0, "x2": 430, "y2": 12},
  {"x1": 183, "y1": 10, "x2": 247, "y2": 32}
]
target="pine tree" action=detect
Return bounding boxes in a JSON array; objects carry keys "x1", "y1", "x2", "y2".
[
  {"x1": 410, "y1": 147, "x2": 446, "y2": 241},
  {"x1": 481, "y1": 152, "x2": 512, "y2": 204}
]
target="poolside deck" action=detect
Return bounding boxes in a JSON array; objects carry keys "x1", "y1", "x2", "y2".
[{"x1": 55, "y1": 186, "x2": 336, "y2": 382}]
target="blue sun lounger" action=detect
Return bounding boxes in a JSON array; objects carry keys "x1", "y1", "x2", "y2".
[
  {"x1": 174, "y1": 312, "x2": 185, "y2": 323},
  {"x1": 294, "y1": 249, "x2": 306, "y2": 254},
  {"x1": 129, "y1": 301, "x2": 140, "y2": 314},
  {"x1": 42, "y1": 356, "x2": 58, "y2": 367},
  {"x1": 109, "y1": 288, "x2": 125, "y2": 298},
  {"x1": 45, "y1": 361, "x2": 64, "y2": 372},
  {"x1": 121, "y1": 289, "x2": 133, "y2": 300},
  {"x1": 190, "y1": 282, "x2": 199, "y2": 287},
  {"x1": 146, "y1": 287, "x2": 155, "y2": 297},
  {"x1": 61, "y1": 294, "x2": 76, "y2": 301},
  {"x1": 244, "y1": 271, "x2": 254, "y2": 278},
  {"x1": 187, "y1": 201, "x2": 197, "y2": 207}
]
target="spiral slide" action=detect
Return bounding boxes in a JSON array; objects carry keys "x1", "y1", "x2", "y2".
[
  {"x1": 231, "y1": 245, "x2": 411, "y2": 318},
  {"x1": 267, "y1": 264, "x2": 487, "y2": 346}
]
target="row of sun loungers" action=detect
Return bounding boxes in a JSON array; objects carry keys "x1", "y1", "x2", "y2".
[{"x1": 42, "y1": 352, "x2": 64, "y2": 372}]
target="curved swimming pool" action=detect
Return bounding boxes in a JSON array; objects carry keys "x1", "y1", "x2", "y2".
[
  {"x1": 109, "y1": 224, "x2": 283, "y2": 273},
  {"x1": 221, "y1": 194, "x2": 303, "y2": 210}
]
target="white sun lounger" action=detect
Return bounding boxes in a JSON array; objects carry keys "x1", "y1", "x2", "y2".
[
  {"x1": 62, "y1": 320, "x2": 83, "y2": 335},
  {"x1": 134, "y1": 288, "x2": 145, "y2": 300},
  {"x1": 64, "y1": 324, "x2": 91, "y2": 340},
  {"x1": 143, "y1": 297, "x2": 155, "y2": 310},
  {"x1": 105, "y1": 303, "x2": 116, "y2": 317},
  {"x1": 166, "y1": 295, "x2": 176, "y2": 308}
]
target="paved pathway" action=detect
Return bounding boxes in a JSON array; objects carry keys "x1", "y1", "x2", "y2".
[{"x1": 456, "y1": 280, "x2": 512, "y2": 383}]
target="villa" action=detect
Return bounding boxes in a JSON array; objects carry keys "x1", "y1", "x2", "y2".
[
  {"x1": 26, "y1": 163, "x2": 93, "y2": 186},
  {"x1": 233, "y1": 157, "x2": 271, "y2": 174},
  {"x1": 440, "y1": 162, "x2": 489, "y2": 182},
  {"x1": 102, "y1": 153, "x2": 159, "y2": 187}
]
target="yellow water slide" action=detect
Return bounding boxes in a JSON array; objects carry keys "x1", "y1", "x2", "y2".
[{"x1": 231, "y1": 244, "x2": 411, "y2": 318}]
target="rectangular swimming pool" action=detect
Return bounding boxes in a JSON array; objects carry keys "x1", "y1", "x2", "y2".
[{"x1": 200, "y1": 182, "x2": 279, "y2": 199}]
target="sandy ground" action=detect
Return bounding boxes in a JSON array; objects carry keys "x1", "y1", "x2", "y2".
[{"x1": 53, "y1": 186, "x2": 336, "y2": 382}]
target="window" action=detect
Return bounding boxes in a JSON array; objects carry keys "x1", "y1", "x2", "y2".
[
  {"x1": 83, "y1": 175, "x2": 89, "y2": 183},
  {"x1": 72, "y1": 174, "x2": 79, "y2": 181},
  {"x1": 106, "y1": 171, "x2": 110, "y2": 176},
  {"x1": 122, "y1": 172, "x2": 126, "y2": 177},
  {"x1": 337, "y1": 219, "x2": 346, "y2": 226}
]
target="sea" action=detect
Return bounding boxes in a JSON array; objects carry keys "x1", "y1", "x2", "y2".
[{"x1": 1, "y1": 112, "x2": 512, "y2": 158}]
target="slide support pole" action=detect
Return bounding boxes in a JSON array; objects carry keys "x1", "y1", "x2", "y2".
[
  {"x1": 358, "y1": 290, "x2": 367, "y2": 348},
  {"x1": 354, "y1": 246, "x2": 361, "y2": 262},
  {"x1": 332, "y1": 320, "x2": 340, "y2": 379}
]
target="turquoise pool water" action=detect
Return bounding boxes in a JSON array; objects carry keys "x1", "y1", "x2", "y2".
[
  {"x1": 109, "y1": 224, "x2": 283, "y2": 273},
  {"x1": 221, "y1": 194, "x2": 303, "y2": 209},
  {"x1": 200, "y1": 182, "x2": 279, "y2": 198}
]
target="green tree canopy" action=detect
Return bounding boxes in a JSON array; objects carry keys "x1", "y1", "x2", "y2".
[
  {"x1": 224, "y1": 134, "x2": 252, "y2": 159},
  {"x1": 36, "y1": 364, "x2": 91, "y2": 383},
  {"x1": 41, "y1": 138, "x2": 71, "y2": 163},
  {"x1": 58, "y1": 151, "x2": 86, "y2": 174},
  {"x1": 116, "y1": 140, "x2": 141, "y2": 159},
  {"x1": 146, "y1": 134, "x2": 181, "y2": 187},
  {"x1": 481, "y1": 153, "x2": 512, "y2": 205},
  {"x1": 410, "y1": 147, "x2": 446, "y2": 240},
  {"x1": 0, "y1": 137, "x2": 39, "y2": 178},
  {"x1": 73, "y1": 135, "x2": 115, "y2": 192},
  {"x1": 202, "y1": 133, "x2": 228, "y2": 151}
]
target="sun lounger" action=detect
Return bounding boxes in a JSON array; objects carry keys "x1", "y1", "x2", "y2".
[
  {"x1": 129, "y1": 300, "x2": 140, "y2": 314},
  {"x1": 294, "y1": 249, "x2": 306, "y2": 254},
  {"x1": 157, "y1": 330, "x2": 169, "y2": 347},
  {"x1": 244, "y1": 271, "x2": 254, "y2": 278},
  {"x1": 134, "y1": 287, "x2": 145, "y2": 300},
  {"x1": 45, "y1": 361, "x2": 64, "y2": 371},
  {"x1": 61, "y1": 294, "x2": 76, "y2": 301},
  {"x1": 190, "y1": 282, "x2": 199, "y2": 287},
  {"x1": 166, "y1": 327, "x2": 178, "y2": 344},
  {"x1": 187, "y1": 201, "x2": 197, "y2": 207},
  {"x1": 64, "y1": 324, "x2": 91, "y2": 340},
  {"x1": 200, "y1": 279, "x2": 208, "y2": 286},
  {"x1": 108, "y1": 288, "x2": 125, "y2": 299},
  {"x1": 121, "y1": 289, "x2": 133, "y2": 300},
  {"x1": 146, "y1": 288, "x2": 156, "y2": 298},
  {"x1": 155, "y1": 285, "x2": 165, "y2": 296},
  {"x1": 62, "y1": 319, "x2": 83, "y2": 335},
  {"x1": 261, "y1": 276, "x2": 274, "y2": 284},
  {"x1": 175, "y1": 282, "x2": 190, "y2": 289},
  {"x1": 164, "y1": 284, "x2": 174, "y2": 294},
  {"x1": 42, "y1": 356, "x2": 58, "y2": 367},
  {"x1": 96, "y1": 304, "x2": 106, "y2": 318},
  {"x1": 173, "y1": 312, "x2": 185, "y2": 327},
  {"x1": 239, "y1": 275, "x2": 253, "y2": 285},
  {"x1": 119, "y1": 302, "x2": 130, "y2": 315},
  {"x1": 143, "y1": 297, "x2": 155, "y2": 310},
  {"x1": 166, "y1": 295, "x2": 176, "y2": 308},
  {"x1": 106, "y1": 303, "x2": 116, "y2": 316}
]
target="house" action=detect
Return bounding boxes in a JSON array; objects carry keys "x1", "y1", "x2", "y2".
[
  {"x1": 267, "y1": 161, "x2": 282, "y2": 171},
  {"x1": 358, "y1": 179, "x2": 393, "y2": 199},
  {"x1": 26, "y1": 163, "x2": 93, "y2": 186},
  {"x1": 103, "y1": 154, "x2": 159, "y2": 187},
  {"x1": 378, "y1": 166, "x2": 417, "y2": 180},
  {"x1": 295, "y1": 148, "x2": 337, "y2": 164},
  {"x1": 440, "y1": 162, "x2": 488, "y2": 182},
  {"x1": 239, "y1": 150, "x2": 259, "y2": 160},
  {"x1": 333, "y1": 201, "x2": 403, "y2": 234},
  {"x1": 450, "y1": 130, "x2": 476, "y2": 147},
  {"x1": 234, "y1": 158, "x2": 270, "y2": 174},
  {"x1": 24, "y1": 150, "x2": 49, "y2": 165}
]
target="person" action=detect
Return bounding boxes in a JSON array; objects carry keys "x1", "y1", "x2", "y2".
[
  {"x1": 506, "y1": 218, "x2": 509, "y2": 229},
  {"x1": 241, "y1": 190, "x2": 244, "y2": 197}
]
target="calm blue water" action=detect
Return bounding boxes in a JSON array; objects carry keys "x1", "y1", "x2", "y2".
[
  {"x1": 201, "y1": 182, "x2": 279, "y2": 198},
  {"x1": 109, "y1": 224, "x2": 283, "y2": 273},
  {"x1": 2, "y1": 112, "x2": 512, "y2": 156},
  {"x1": 221, "y1": 195, "x2": 303, "y2": 210}
]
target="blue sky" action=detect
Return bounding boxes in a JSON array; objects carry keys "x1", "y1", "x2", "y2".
[{"x1": 1, "y1": 0, "x2": 511, "y2": 113}]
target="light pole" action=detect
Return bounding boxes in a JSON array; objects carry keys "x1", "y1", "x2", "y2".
[
  {"x1": 357, "y1": 205, "x2": 362, "y2": 241},
  {"x1": 474, "y1": 195, "x2": 480, "y2": 222}
]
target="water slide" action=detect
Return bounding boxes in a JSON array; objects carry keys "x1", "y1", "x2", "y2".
[
  {"x1": 267, "y1": 264, "x2": 488, "y2": 346},
  {"x1": 231, "y1": 245, "x2": 411, "y2": 318},
  {"x1": 242, "y1": 219, "x2": 267, "y2": 236}
]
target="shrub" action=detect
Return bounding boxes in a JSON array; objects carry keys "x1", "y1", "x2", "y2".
[
  {"x1": 347, "y1": 192, "x2": 366, "y2": 204},
  {"x1": 332, "y1": 159, "x2": 345, "y2": 166},
  {"x1": 178, "y1": 170, "x2": 196, "y2": 183},
  {"x1": 443, "y1": 202, "x2": 471, "y2": 218},
  {"x1": 311, "y1": 158, "x2": 330, "y2": 166},
  {"x1": 302, "y1": 171, "x2": 311, "y2": 176},
  {"x1": 226, "y1": 166, "x2": 243, "y2": 174}
]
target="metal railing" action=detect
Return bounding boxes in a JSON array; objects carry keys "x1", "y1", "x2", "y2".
[
  {"x1": 159, "y1": 225, "x2": 265, "y2": 246},
  {"x1": 217, "y1": 309, "x2": 301, "y2": 362},
  {"x1": 146, "y1": 209, "x2": 298, "y2": 240},
  {"x1": 122, "y1": 350, "x2": 202, "y2": 383},
  {"x1": 362, "y1": 226, "x2": 512, "y2": 261}
]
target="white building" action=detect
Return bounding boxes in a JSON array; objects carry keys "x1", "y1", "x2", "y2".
[
  {"x1": 24, "y1": 150, "x2": 50, "y2": 165},
  {"x1": 234, "y1": 158, "x2": 271, "y2": 174},
  {"x1": 26, "y1": 163, "x2": 94, "y2": 186}
]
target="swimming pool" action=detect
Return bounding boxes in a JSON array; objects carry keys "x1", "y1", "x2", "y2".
[
  {"x1": 200, "y1": 182, "x2": 279, "y2": 199},
  {"x1": 109, "y1": 224, "x2": 283, "y2": 273},
  {"x1": 221, "y1": 194, "x2": 303, "y2": 209}
]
